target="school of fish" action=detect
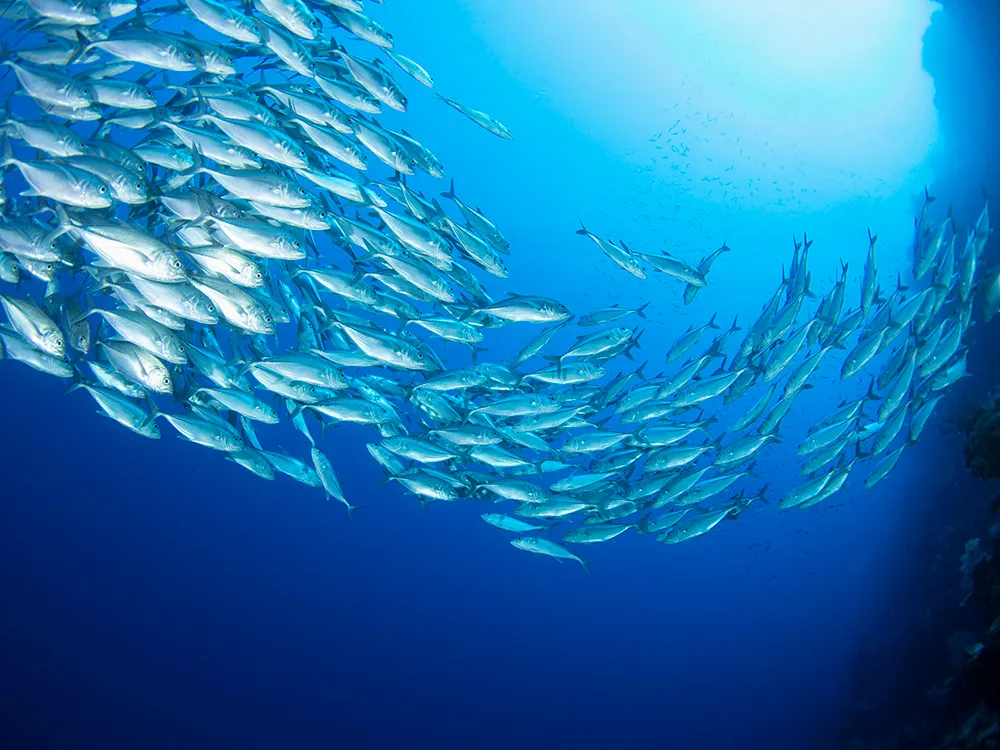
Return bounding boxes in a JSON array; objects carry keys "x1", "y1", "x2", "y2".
[{"x1": 0, "y1": 0, "x2": 995, "y2": 573}]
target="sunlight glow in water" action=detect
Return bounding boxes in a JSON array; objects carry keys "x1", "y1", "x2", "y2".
[{"x1": 471, "y1": 0, "x2": 942, "y2": 212}]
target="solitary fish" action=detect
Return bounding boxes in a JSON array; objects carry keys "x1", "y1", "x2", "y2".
[{"x1": 510, "y1": 537, "x2": 590, "y2": 572}]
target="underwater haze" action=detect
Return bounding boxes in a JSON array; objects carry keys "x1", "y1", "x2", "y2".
[{"x1": 0, "y1": 1, "x2": 998, "y2": 749}]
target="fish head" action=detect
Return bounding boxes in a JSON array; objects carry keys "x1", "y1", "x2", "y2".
[
  {"x1": 365, "y1": 402, "x2": 392, "y2": 424},
  {"x1": 248, "y1": 306, "x2": 276, "y2": 335},
  {"x1": 169, "y1": 43, "x2": 199, "y2": 71},
  {"x1": 131, "y1": 84, "x2": 157, "y2": 107},
  {"x1": 425, "y1": 160, "x2": 445, "y2": 178},
  {"x1": 162, "y1": 337, "x2": 188, "y2": 366},
  {"x1": 239, "y1": 261, "x2": 266, "y2": 289},
  {"x1": 70, "y1": 321, "x2": 91, "y2": 354},
  {"x1": 0, "y1": 254, "x2": 18, "y2": 284},
  {"x1": 151, "y1": 249, "x2": 188, "y2": 283},
  {"x1": 152, "y1": 371, "x2": 174, "y2": 395},
  {"x1": 294, "y1": 382, "x2": 319, "y2": 402},
  {"x1": 205, "y1": 51, "x2": 237, "y2": 77},
  {"x1": 278, "y1": 231, "x2": 305, "y2": 257},
  {"x1": 59, "y1": 131, "x2": 85, "y2": 155},
  {"x1": 536, "y1": 394, "x2": 558, "y2": 411},
  {"x1": 107, "y1": 0, "x2": 137, "y2": 16},
  {"x1": 465, "y1": 366, "x2": 489, "y2": 386},
  {"x1": 281, "y1": 181, "x2": 312, "y2": 207},
  {"x1": 76, "y1": 174, "x2": 113, "y2": 209},
  {"x1": 41, "y1": 328, "x2": 65, "y2": 358},
  {"x1": 385, "y1": 86, "x2": 408, "y2": 112},
  {"x1": 216, "y1": 431, "x2": 244, "y2": 453},
  {"x1": 432, "y1": 278, "x2": 456, "y2": 303},
  {"x1": 542, "y1": 300, "x2": 570, "y2": 320},
  {"x1": 511, "y1": 536, "x2": 534, "y2": 550},
  {"x1": 482, "y1": 427, "x2": 504, "y2": 444},
  {"x1": 108, "y1": 171, "x2": 147, "y2": 204},
  {"x1": 267, "y1": 299, "x2": 291, "y2": 324},
  {"x1": 190, "y1": 297, "x2": 219, "y2": 325},
  {"x1": 280, "y1": 141, "x2": 310, "y2": 170}
]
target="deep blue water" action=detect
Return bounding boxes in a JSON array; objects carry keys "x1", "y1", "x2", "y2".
[{"x1": 1, "y1": 1, "x2": 999, "y2": 749}]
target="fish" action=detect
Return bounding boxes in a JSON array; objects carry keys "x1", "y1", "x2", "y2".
[
  {"x1": 510, "y1": 537, "x2": 590, "y2": 571},
  {"x1": 659, "y1": 508, "x2": 732, "y2": 544},
  {"x1": 576, "y1": 224, "x2": 646, "y2": 279},
  {"x1": 562, "y1": 524, "x2": 634, "y2": 544},
  {"x1": 385, "y1": 50, "x2": 433, "y2": 88},
  {"x1": 472, "y1": 294, "x2": 571, "y2": 324},
  {"x1": 67, "y1": 382, "x2": 159, "y2": 439},
  {"x1": 159, "y1": 409, "x2": 244, "y2": 452},
  {"x1": 436, "y1": 94, "x2": 511, "y2": 140},
  {"x1": 312, "y1": 446, "x2": 354, "y2": 515},
  {"x1": 0, "y1": 0, "x2": 986, "y2": 575},
  {"x1": 482, "y1": 514, "x2": 545, "y2": 533},
  {"x1": 1, "y1": 293, "x2": 65, "y2": 357},
  {"x1": 0, "y1": 326, "x2": 73, "y2": 377}
]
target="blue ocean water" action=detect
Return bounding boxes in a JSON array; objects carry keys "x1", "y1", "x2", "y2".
[{"x1": 0, "y1": 1, "x2": 998, "y2": 748}]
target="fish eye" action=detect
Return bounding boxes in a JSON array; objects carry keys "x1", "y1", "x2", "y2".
[
  {"x1": 98, "y1": 185, "x2": 106, "y2": 193},
  {"x1": 55, "y1": 338, "x2": 63, "y2": 347},
  {"x1": 136, "y1": 182, "x2": 143, "y2": 190},
  {"x1": 264, "y1": 315, "x2": 272, "y2": 323},
  {"x1": 207, "y1": 304, "x2": 216, "y2": 313},
  {"x1": 163, "y1": 376, "x2": 171, "y2": 385},
  {"x1": 178, "y1": 344, "x2": 185, "y2": 352},
  {"x1": 172, "y1": 260, "x2": 182, "y2": 268},
  {"x1": 45, "y1": 263, "x2": 53, "y2": 270},
  {"x1": 293, "y1": 240, "x2": 301, "y2": 249},
  {"x1": 417, "y1": 352, "x2": 424, "y2": 359},
  {"x1": 297, "y1": 187, "x2": 306, "y2": 195},
  {"x1": 255, "y1": 271, "x2": 262, "y2": 279},
  {"x1": 49, "y1": 240, "x2": 56, "y2": 248}
]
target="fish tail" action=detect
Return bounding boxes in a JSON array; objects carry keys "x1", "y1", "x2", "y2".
[
  {"x1": 440, "y1": 177, "x2": 457, "y2": 201},
  {"x1": 803, "y1": 272, "x2": 818, "y2": 299},
  {"x1": 69, "y1": 305, "x2": 96, "y2": 327},
  {"x1": 67, "y1": 30, "x2": 92, "y2": 67},
  {"x1": 0, "y1": 133, "x2": 15, "y2": 169},
  {"x1": 636, "y1": 301, "x2": 650, "y2": 319},
  {"x1": 62, "y1": 367, "x2": 87, "y2": 397}
]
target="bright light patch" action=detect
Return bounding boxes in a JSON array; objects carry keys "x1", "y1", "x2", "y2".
[
  {"x1": 690, "y1": 0, "x2": 913, "y2": 82},
  {"x1": 468, "y1": 0, "x2": 942, "y2": 214}
]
